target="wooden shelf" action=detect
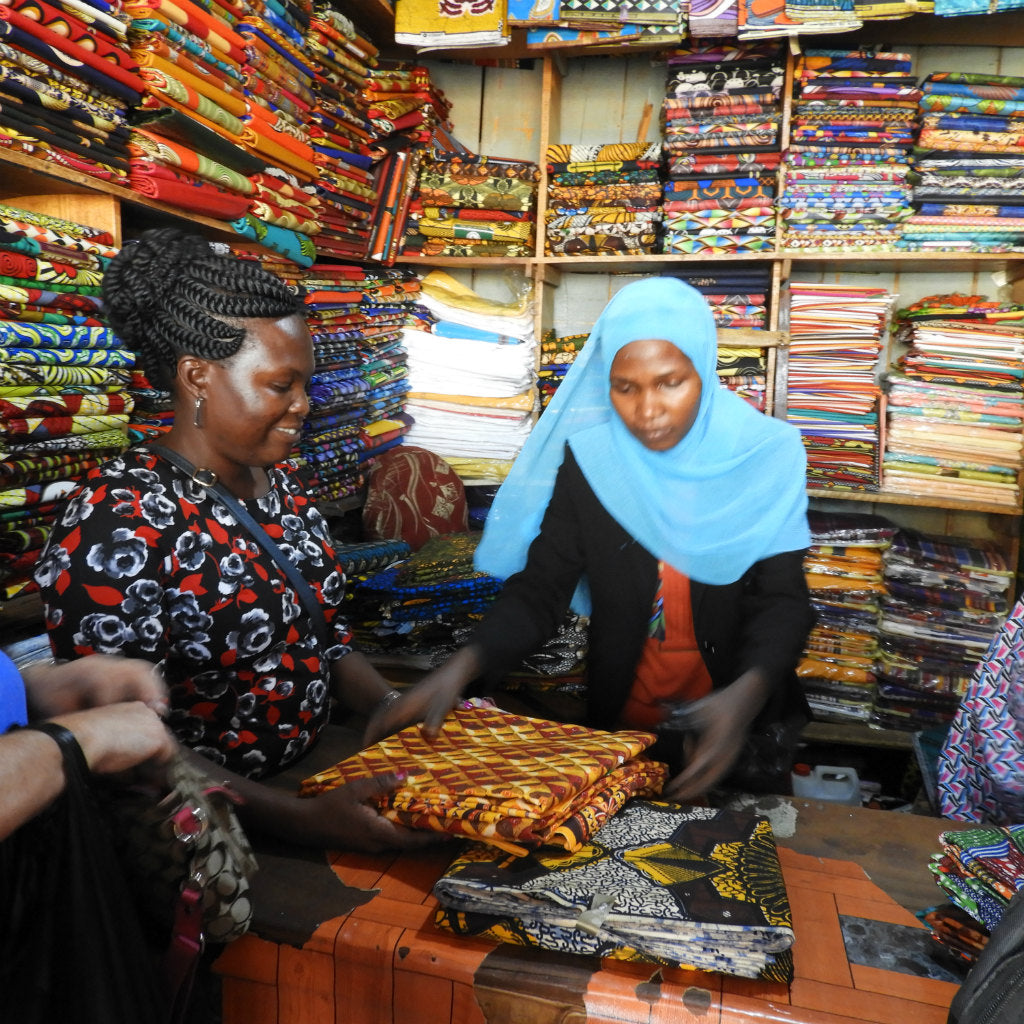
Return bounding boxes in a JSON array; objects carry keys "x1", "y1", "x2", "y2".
[
  {"x1": 801, "y1": 719, "x2": 915, "y2": 751},
  {"x1": 807, "y1": 488, "x2": 1023, "y2": 516}
]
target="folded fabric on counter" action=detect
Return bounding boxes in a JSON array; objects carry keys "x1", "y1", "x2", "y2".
[
  {"x1": 433, "y1": 798, "x2": 794, "y2": 982},
  {"x1": 299, "y1": 705, "x2": 667, "y2": 856}
]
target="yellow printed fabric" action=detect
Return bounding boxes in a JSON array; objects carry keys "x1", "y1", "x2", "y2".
[{"x1": 300, "y1": 706, "x2": 667, "y2": 855}]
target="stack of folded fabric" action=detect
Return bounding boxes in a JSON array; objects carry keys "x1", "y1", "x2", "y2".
[
  {"x1": 797, "y1": 510, "x2": 896, "y2": 724},
  {"x1": 0, "y1": 204, "x2": 131, "y2": 600},
  {"x1": 787, "y1": 281, "x2": 895, "y2": 491},
  {"x1": 347, "y1": 532, "x2": 505, "y2": 661},
  {"x1": 300, "y1": 704, "x2": 667, "y2": 856},
  {"x1": 394, "y1": 0, "x2": 509, "y2": 51},
  {"x1": 366, "y1": 63, "x2": 453, "y2": 263},
  {"x1": 875, "y1": 531, "x2": 1012, "y2": 730},
  {"x1": 781, "y1": 49, "x2": 919, "y2": 253},
  {"x1": 667, "y1": 265, "x2": 774, "y2": 409},
  {"x1": 662, "y1": 42, "x2": 784, "y2": 256},
  {"x1": 538, "y1": 330, "x2": 586, "y2": 410},
  {"x1": 432, "y1": 799, "x2": 795, "y2": 982},
  {"x1": 402, "y1": 270, "x2": 536, "y2": 486},
  {"x1": 303, "y1": 3, "x2": 379, "y2": 261},
  {"x1": 404, "y1": 153, "x2": 540, "y2": 258},
  {"x1": 299, "y1": 263, "x2": 420, "y2": 503},
  {"x1": 902, "y1": 71, "x2": 1024, "y2": 252},
  {"x1": 929, "y1": 824, "x2": 1024, "y2": 939},
  {"x1": 0, "y1": 0, "x2": 142, "y2": 181},
  {"x1": 883, "y1": 293, "x2": 1024, "y2": 507},
  {"x1": 125, "y1": 0, "x2": 264, "y2": 220},
  {"x1": 545, "y1": 142, "x2": 662, "y2": 256}
]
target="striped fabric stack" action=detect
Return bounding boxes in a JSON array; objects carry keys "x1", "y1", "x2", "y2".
[
  {"x1": 875, "y1": 531, "x2": 1012, "y2": 731},
  {"x1": 0, "y1": 204, "x2": 131, "y2": 601},
  {"x1": 404, "y1": 153, "x2": 540, "y2": 259},
  {"x1": 883, "y1": 293, "x2": 1024, "y2": 507},
  {"x1": 781, "y1": 49, "x2": 919, "y2": 253},
  {"x1": 661, "y1": 42, "x2": 784, "y2": 256},
  {"x1": 786, "y1": 281, "x2": 895, "y2": 491},
  {"x1": 901, "y1": 71, "x2": 1024, "y2": 253},
  {"x1": 299, "y1": 264, "x2": 420, "y2": 504},
  {"x1": 304, "y1": 4, "x2": 379, "y2": 261},
  {"x1": 545, "y1": 142, "x2": 662, "y2": 257},
  {"x1": 797, "y1": 510, "x2": 896, "y2": 725},
  {"x1": 0, "y1": 0, "x2": 141, "y2": 182}
]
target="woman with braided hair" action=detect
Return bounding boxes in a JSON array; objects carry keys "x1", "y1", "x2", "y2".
[{"x1": 34, "y1": 228, "x2": 436, "y2": 852}]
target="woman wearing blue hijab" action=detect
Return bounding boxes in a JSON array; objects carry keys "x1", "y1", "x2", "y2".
[{"x1": 369, "y1": 278, "x2": 814, "y2": 801}]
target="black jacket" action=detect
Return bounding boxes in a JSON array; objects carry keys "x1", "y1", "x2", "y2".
[{"x1": 472, "y1": 448, "x2": 814, "y2": 730}]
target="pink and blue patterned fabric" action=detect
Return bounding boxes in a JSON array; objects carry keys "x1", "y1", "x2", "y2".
[{"x1": 938, "y1": 596, "x2": 1024, "y2": 824}]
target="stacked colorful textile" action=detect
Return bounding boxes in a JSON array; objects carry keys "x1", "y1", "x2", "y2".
[
  {"x1": 394, "y1": 0, "x2": 509, "y2": 50},
  {"x1": 545, "y1": 142, "x2": 662, "y2": 256},
  {"x1": 0, "y1": 204, "x2": 131, "y2": 600},
  {"x1": 787, "y1": 281, "x2": 895, "y2": 491},
  {"x1": 781, "y1": 50, "x2": 919, "y2": 253},
  {"x1": 366, "y1": 63, "x2": 453, "y2": 263},
  {"x1": 333, "y1": 538, "x2": 411, "y2": 577},
  {"x1": 736, "y1": 0, "x2": 862, "y2": 40},
  {"x1": 299, "y1": 704, "x2": 667, "y2": 856},
  {"x1": 520, "y1": 0, "x2": 686, "y2": 47},
  {"x1": 303, "y1": 4, "x2": 379, "y2": 261},
  {"x1": 667, "y1": 265, "x2": 773, "y2": 408},
  {"x1": 0, "y1": 0, "x2": 142, "y2": 181},
  {"x1": 402, "y1": 270, "x2": 536, "y2": 486},
  {"x1": 929, "y1": 825, "x2": 1024, "y2": 939},
  {"x1": 875, "y1": 531, "x2": 1012, "y2": 730},
  {"x1": 404, "y1": 153, "x2": 540, "y2": 259},
  {"x1": 125, "y1": 0, "x2": 266, "y2": 220},
  {"x1": 797, "y1": 510, "x2": 896, "y2": 724},
  {"x1": 883, "y1": 293, "x2": 1024, "y2": 507},
  {"x1": 432, "y1": 800, "x2": 795, "y2": 983},
  {"x1": 661, "y1": 42, "x2": 784, "y2": 256},
  {"x1": 902, "y1": 71, "x2": 1024, "y2": 253},
  {"x1": 299, "y1": 263, "x2": 419, "y2": 503},
  {"x1": 538, "y1": 330, "x2": 585, "y2": 410}
]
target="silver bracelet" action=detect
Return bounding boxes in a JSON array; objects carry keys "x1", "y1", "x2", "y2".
[{"x1": 375, "y1": 688, "x2": 401, "y2": 713}]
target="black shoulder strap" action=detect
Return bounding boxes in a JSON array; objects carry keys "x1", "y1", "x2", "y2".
[{"x1": 149, "y1": 444, "x2": 332, "y2": 653}]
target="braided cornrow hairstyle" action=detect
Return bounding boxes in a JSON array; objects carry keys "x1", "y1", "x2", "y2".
[{"x1": 102, "y1": 227, "x2": 302, "y2": 389}]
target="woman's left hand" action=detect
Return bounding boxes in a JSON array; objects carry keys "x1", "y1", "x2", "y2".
[{"x1": 660, "y1": 669, "x2": 770, "y2": 804}]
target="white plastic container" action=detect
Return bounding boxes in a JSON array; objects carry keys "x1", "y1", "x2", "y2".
[{"x1": 790, "y1": 764, "x2": 861, "y2": 806}]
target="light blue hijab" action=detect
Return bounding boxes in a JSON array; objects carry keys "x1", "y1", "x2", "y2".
[{"x1": 473, "y1": 277, "x2": 810, "y2": 609}]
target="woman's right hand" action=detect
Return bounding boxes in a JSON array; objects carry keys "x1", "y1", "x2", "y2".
[
  {"x1": 293, "y1": 772, "x2": 449, "y2": 852},
  {"x1": 363, "y1": 646, "x2": 482, "y2": 746}
]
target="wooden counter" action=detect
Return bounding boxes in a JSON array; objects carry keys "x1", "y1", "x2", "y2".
[{"x1": 213, "y1": 728, "x2": 975, "y2": 1024}]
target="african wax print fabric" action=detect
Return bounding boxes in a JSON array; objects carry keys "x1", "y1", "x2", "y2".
[
  {"x1": 545, "y1": 142, "x2": 661, "y2": 256},
  {"x1": 795, "y1": 510, "x2": 896, "y2": 725},
  {"x1": 405, "y1": 154, "x2": 540, "y2": 259},
  {"x1": 299, "y1": 705, "x2": 667, "y2": 856},
  {"x1": 0, "y1": 0, "x2": 136, "y2": 181},
  {"x1": 394, "y1": 0, "x2": 509, "y2": 51},
  {"x1": 928, "y1": 824, "x2": 1024, "y2": 943},
  {"x1": 876, "y1": 531, "x2": 1011, "y2": 731},
  {"x1": 782, "y1": 50, "x2": 918, "y2": 253},
  {"x1": 883, "y1": 293, "x2": 1024, "y2": 508},
  {"x1": 0, "y1": 203, "x2": 129, "y2": 600},
  {"x1": 903, "y1": 72, "x2": 1024, "y2": 253},
  {"x1": 299, "y1": 263, "x2": 419, "y2": 502},
  {"x1": 662, "y1": 43, "x2": 783, "y2": 255},
  {"x1": 432, "y1": 799, "x2": 795, "y2": 982},
  {"x1": 786, "y1": 282, "x2": 894, "y2": 492},
  {"x1": 938, "y1": 597, "x2": 1024, "y2": 826}
]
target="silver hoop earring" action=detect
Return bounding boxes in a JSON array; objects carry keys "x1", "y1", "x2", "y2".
[{"x1": 193, "y1": 395, "x2": 205, "y2": 428}]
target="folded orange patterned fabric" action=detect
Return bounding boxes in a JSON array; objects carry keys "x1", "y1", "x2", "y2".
[{"x1": 299, "y1": 706, "x2": 669, "y2": 855}]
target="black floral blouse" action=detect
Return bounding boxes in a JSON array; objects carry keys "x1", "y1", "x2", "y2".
[{"x1": 34, "y1": 448, "x2": 352, "y2": 779}]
